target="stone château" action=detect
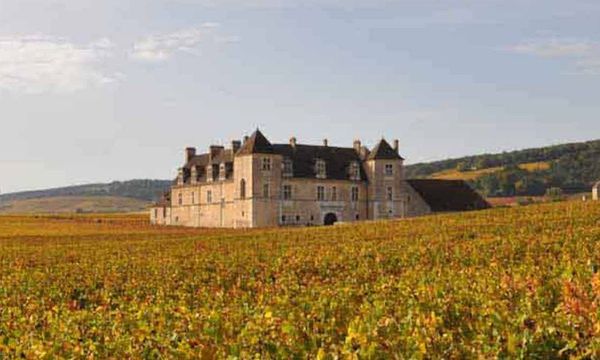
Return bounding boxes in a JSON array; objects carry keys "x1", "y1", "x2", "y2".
[{"x1": 150, "y1": 130, "x2": 489, "y2": 228}]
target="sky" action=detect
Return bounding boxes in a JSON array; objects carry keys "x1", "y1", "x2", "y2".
[{"x1": 1, "y1": 0, "x2": 600, "y2": 193}]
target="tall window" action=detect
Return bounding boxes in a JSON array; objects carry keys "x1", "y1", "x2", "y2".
[
  {"x1": 207, "y1": 190, "x2": 212, "y2": 203},
  {"x1": 219, "y1": 163, "x2": 226, "y2": 180},
  {"x1": 315, "y1": 159, "x2": 326, "y2": 179},
  {"x1": 283, "y1": 185, "x2": 292, "y2": 200},
  {"x1": 351, "y1": 186, "x2": 359, "y2": 202},
  {"x1": 262, "y1": 158, "x2": 272, "y2": 171},
  {"x1": 283, "y1": 159, "x2": 293, "y2": 177},
  {"x1": 350, "y1": 162, "x2": 361, "y2": 180},
  {"x1": 387, "y1": 186, "x2": 393, "y2": 201},
  {"x1": 317, "y1": 186, "x2": 325, "y2": 201},
  {"x1": 385, "y1": 164, "x2": 394, "y2": 176},
  {"x1": 331, "y1": 186, "x2": 337, "y2": 201},
  {"x1": 154, "y1": 209, "x2": 158, "y2": 218},
  {"x1": 263, "y1": 183, "x2": 270, "y2": 198},
  {"x1": 178, "y1": 193, "x2": 182, "y2": 205},
  {"x1": 240, "y1": 179, "x2": 246, "y2": 199}
]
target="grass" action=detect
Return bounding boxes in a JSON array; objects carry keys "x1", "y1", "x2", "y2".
[
  {"x1": 430, "y1": 161, "x2": 551, "y2": 181},
  {"x1": 1, "y1": 201, "x2": 600, "y2": 358}
]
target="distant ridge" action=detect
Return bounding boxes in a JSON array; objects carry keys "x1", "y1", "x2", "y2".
[
  {"x1": 0, "y1": 179, "x2": 171, "y2": 203},
  {"x1": 406, "y1": 139, "x2": 600, "y2": 197}
]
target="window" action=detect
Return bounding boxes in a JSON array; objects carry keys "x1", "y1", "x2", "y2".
[
  {"x1": 385, "y1": 164, "x2": 394, "y2": 176},
  {"x1": 283, "y1": 159, "x2": 293, "y2": 176},
  {"x1": 207, "y1": 190, "x2": 212, "y2": 203},
  {"x1": 331, "y1": 186, "x2": 337, "y2": 201},
  {"x1": 351, "y1": 186, "x2": 359, "y2": 202},
  {"x1": 178, "y1": 193, "x2": 182, "y2": 205},
  {"x1": 355, "y1": 214, "x2": 360, "y2": 220},
  {"x1": 296, "y1": 215, "x2": 301, "y2": 222},
  {"x1": 317, "y1": 186, "x2": 325, "y2": 201},
  {"x1": 350, "y1": 162, "x2": 361, "y2": 180},
  {"x1": 387, "y1": 187, "x2": 393, "y2": 201},
  {"x1": 262, "y1": 157, "x2": 272, "y2": 171},
  {"x1": 263, "y1": 183, "x2": 270, "y2": 198},
  {"x1": 163, "y1": 207, "x2": 167, "y2": 218},
  {"x1": 281, "y1": 215, "x2": 286, "y2": 223},
  {"x1": 240, "y1": 179, "x2": 246, "y2": 199},
  {"x1": 315, "y1": 159, "x2": 326, "y2": 179},
  {"x1": 192, "y1": 192, "x2": 195, "y2": 204},
  {"x1": 283, "y1": 185, "x2": 292, "y2": 200},
  {"x1": 219, "y1": 163, "x2": 226, "y2": 180},
  {"x1": 154, "y1": 209, "x2": 158, "y2": 218}
]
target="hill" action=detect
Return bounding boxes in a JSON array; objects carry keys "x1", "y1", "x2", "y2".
[
  {"x1": 0, "y1": 196, "x2": 150, "y2": 214},
  {"x1": 406, "y1": 139, "x2": 600, "y2": 197},
  {"x1": 0, "y1": 179, "x2": 171, "y2": 203},
  {"x1": 1, "y1": 201, "x2": 599, "y2": 357}
]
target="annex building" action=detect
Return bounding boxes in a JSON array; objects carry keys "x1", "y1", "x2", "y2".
[{"x1": 151, "y1": 130, "x2": 489, "y2": 228}]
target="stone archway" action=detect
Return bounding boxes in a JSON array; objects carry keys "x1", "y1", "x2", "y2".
[{"x1": 323, "y1": 212, "x2": 338, "y2": 226}]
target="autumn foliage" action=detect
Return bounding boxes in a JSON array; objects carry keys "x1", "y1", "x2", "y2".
[{"x1": 1, "y1": 202, "x2": 600, "y2": 358}]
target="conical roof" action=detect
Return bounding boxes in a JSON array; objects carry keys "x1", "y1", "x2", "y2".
[
  {"x1": 237, "y1": 129, "x2": 274, "y2": 155},
  {"x1": 367, "y1": 139, "x2": 403, "y2": 160}
]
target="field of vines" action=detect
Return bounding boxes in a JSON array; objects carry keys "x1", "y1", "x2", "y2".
[{"x1": 1, "y1": 202, "x2": 600, "y2": 358}]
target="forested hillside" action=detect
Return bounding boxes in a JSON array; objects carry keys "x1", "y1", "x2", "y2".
[{"x1": 406, "y1": 139, "x2": 600, "y2": 197}]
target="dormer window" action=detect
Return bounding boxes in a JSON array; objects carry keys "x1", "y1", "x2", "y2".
[
  {"x1": 262, "y1": 158, "x2": 272, "y2": 171},
  {"x1": 282, "y1": 158, "x2": 293, "y2": 177},
  {"x1": 385, "y1": 163, "x2": 394, "y2": 176},
  {"x1": 206, "y1": 165, "x2": 214, "y2": 182},
  {"x1": 350, "y1": 162, "x2": 361, "y2": 180},
  {"x1": 315, "y1": 159, "x2": 326, "y2": 179},
  {"x1": 219, "y1": 163, "x2": 226, "y2": 180}
]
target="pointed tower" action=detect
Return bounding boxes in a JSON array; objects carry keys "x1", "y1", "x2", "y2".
[
  {"x1": 233, "y1": 129, "x2": 282, "y2": 228},
  {"x1": 365, "y1": 138, "x2": 405, "y2": 219}
]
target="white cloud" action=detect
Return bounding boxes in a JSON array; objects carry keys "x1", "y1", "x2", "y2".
[
  {"x1": 130, "y1": 23, "x2": 231, "y2": 62},
  {"x1": 506, "y1": 38, "x2": 594, "y2": 58},
  {"x1": 505, "y1": 38, "x2": 600, "y2": 75},
  {"x1": 0, "y1": 35, "x2": 117, "y2": 94}
]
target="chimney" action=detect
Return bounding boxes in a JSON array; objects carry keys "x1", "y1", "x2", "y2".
[
  {"x1": 209, "y1": 145, "x2": 224, "y2": 160},
  {"x1": 323, "y1": 139, "x2": 328, "y2": 147},
  {"x1": 290, "y1": 137, "x2": 297, "y2": 148},
  {"x1": 393, "y1": 139, "x2": 399, "y2": 153},
  {"x1": 353, "y1": 139, "x2": 361, "y2": 153},
  {"x1": 231, "y1": 140, "x2": 241, "y2": 153},
  {"x1": 185, "y1": 147, "x2": 196, "y2": 162}
]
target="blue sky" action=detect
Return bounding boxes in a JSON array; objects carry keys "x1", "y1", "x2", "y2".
[{"x1": 1, "y1": 0, "x2": 599, "y2": 193}]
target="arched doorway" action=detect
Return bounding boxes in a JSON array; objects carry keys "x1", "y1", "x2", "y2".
[{"x1": 323, "y1": 213, "x2": 338, "y2": 226}]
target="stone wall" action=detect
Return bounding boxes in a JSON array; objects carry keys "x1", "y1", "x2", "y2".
[
  {"x1": 402, "y1": 181, "x2": 432, "y2": 217},
  {"x1": 593, "y1": 184, "x2": 599, "y2": 201}
]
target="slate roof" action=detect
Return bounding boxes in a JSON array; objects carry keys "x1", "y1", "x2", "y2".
[
  {"x1": 368, "y1": 139, "x2": 404, "y2": 160},
  {"x1": 272, "y1": 144, "x2": 365, "y2": 180},
  {"x1": 407, "y1": 179, "x2": 490, "y2": 212},
  {"x1": 154, "y1": 192, "x2": 171, "y2": 207},
  {"x1": 177, "y1": 131, "x2": 404, "y2": 184},
  {"x1": 237, "y1": 129, "x2": 274, "y2": 155}
]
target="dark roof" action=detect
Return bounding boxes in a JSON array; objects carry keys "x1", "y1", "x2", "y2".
[
  {"x1": 154, "y1": 192, "x2": 171, "y2": 207},
  {"x1": 407, "y1": 179, "x2": 490, "y2": 212},
  {"x1": 272, "y1": 144, "x2": 365, "y2": 180},
  {"x1": 368, "y1": 139, "x2": 403, "y2": 160},
  {"x1": 237, "y1": 129, "x2": 274, "y2": 155}
]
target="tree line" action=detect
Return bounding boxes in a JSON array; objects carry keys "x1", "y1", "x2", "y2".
[{"x1": 406, "y1": 139, "x2": 600, "y2": 197}]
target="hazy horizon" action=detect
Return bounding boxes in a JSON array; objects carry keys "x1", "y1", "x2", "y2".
[{"x1": 2, "y1": 0, "x2": 600, "y2": 193}]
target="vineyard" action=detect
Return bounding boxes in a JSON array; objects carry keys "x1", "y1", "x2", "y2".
[{"x1": 1, "y1": 203, "x2": 600, "y2": 358}]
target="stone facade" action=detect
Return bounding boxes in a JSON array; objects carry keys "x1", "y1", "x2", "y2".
[
  {"x1": 150, "y1": 130, "x2": 489, "y2": 228},
  {"x1": 593, "y1": 182, "x2": 600, "y2": 201}
]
